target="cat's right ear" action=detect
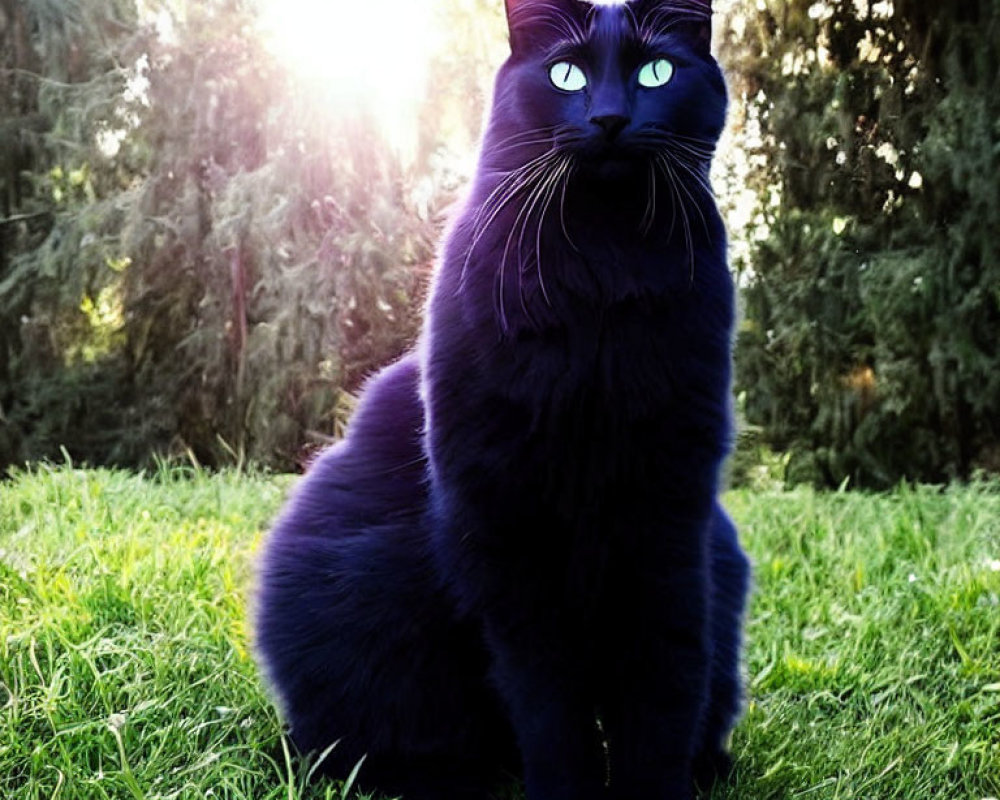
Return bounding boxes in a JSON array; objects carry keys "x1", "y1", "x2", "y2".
[
  {"x1": 504, "y1": 0, "x2": 537, "y2": 54},
  {"x1": 504, "y1": 0, "x2": 587, "y2": 54}
]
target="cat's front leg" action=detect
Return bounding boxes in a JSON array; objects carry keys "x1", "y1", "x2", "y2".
[
  {"x1": 693, "y1": 505, "x2": 750, "y2": 790},
  {"x1": 601, "y1": 542, "x2": 711, "y2": 800},
  {"x1": 483, "y1": 617, "x2": 609, "y2": 800}
]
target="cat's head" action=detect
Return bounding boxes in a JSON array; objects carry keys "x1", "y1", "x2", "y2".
[{"x1": 485, "y1": 0, "x2": 726, "y2": 179}]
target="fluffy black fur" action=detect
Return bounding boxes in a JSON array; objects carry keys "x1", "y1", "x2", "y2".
[{"x1": 255, "y1": 2, "x2": 750, "y2": 798}]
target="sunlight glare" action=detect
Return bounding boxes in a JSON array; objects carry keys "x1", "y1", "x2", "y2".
[{"x1": 256, "y1": 0, "x2": 444, "y2": 157}]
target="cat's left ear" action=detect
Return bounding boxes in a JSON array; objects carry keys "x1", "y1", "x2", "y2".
[
  {"x1": 633, "y1": 0, "x2": 713, "y2": 55},
  {"x1": 504, "y1": 0, "x2": 590, "y2": 54}
]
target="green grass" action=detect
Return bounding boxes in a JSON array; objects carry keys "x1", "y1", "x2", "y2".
[
  {"x1": 721, "y1": 484, "x2": 1000, "y2": 799},
  {"x1": 2, "y1": 465, "x2": 998, "y2": 799}
]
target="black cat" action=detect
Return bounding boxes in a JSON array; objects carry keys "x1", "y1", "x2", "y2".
[{"x1": 254, "y1": 2, "x2": 750, "y2": 799}]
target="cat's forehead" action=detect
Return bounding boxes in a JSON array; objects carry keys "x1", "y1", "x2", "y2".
[{"x1": 507, "y1": 0, "x2": 711, "y2": 50}]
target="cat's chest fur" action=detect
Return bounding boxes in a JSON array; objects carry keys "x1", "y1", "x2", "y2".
[{"x1": 423, "y1": 224, "x2": 732, "y2": 525}]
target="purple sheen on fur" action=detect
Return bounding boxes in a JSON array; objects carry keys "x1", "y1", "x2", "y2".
[{"x1": 254, "y1": 2, "x2": 750, "y2": 799}]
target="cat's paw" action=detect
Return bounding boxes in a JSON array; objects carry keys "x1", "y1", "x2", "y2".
[{"x1": 691, "y1": 748, "x2": 734, "y2": 793}]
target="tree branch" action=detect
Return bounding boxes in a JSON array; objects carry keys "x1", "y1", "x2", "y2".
[{"x1": 0, "y1": 211, "x2": 52, "y2": 226}]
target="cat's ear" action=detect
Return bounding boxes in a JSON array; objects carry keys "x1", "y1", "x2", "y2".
[
  {"x1": 633, "y1": 0, "x2": 713, "y2": 55},
  {"x1": 504, "y1": 0, "x2": 589, "y2": 54}
]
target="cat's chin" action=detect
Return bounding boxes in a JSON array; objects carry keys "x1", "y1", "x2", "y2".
[{"x1": 575, "y1": 155, "x2": 646, "y2": 185}]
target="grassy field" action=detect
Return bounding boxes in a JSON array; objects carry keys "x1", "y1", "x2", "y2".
[{"x1": 1, "y1": 464, "x2": 998, "y2": 799}]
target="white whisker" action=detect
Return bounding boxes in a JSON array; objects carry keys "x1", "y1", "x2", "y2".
[
  {"x1": 495, "y1": 153, "x2": 567, "y2": 330},
  {"x1": 533, "y1": 157, "x2": 571, "y2": 308},
  {"x1": 657, "y1": 154, "x2": 696, "y2": 282},
  {"x1": 663, "y1": 149, "x2": 712, "y2": 242},
  {"x1": 462, "y1": 151, "x2": 561, "y2": 288},
  {"x1": 558, "y1": 163, "x2": 580, "y2": 254},
  {"x1": 640, "y1": 159, "x2": 657, "y2": 237}
]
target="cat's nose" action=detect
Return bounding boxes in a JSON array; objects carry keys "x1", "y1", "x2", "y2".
[{"x1": 590, "y1": 114, "x2": 630, "y2": 140}]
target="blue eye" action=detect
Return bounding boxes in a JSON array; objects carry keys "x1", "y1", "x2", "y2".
[
  {"x1": 549, "y1": 62, "x2": 587, "y2": 92},
  {"x1": 637, "y1": 58, "x2": 674, "y2": 88}
]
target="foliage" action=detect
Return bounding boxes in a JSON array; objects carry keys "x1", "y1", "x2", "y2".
[
  {"x1": 2, "y1": 465, "x2": 999, "y2": 797},
  {"x1": 1, "y1": 0, "x2": 146, "y2": 465},
  {"x1": 113, "y1": 1, "x2": 436, "y2": 468},
  {"x1": 4, "y1": 0, "x2": 999, "y2": 480},
  {"x1": 0, "y1": 0, "x2": 481, "y2": 470},
  {"x1": 723, "y1": 0, "x2": 1000, "y2": 487}
]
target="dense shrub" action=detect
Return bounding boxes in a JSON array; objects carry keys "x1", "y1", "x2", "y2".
[
  {"x1": 724, "y1": 0, "x2": 1000, "y2": 486},
  {"x1": 0, "y1": 0, "x2": 459, "y2": 470},
  {"x1": 4, "y1": 0, "x2": 998, "y2": 480}
]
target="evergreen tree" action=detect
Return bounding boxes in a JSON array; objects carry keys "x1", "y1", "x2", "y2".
[
  {"x1": 0, "y1": 0, "x2": 488, "y2": 470},
  {"x1": 0, "y1": 0, "x2": 148, "y2": 464},
  {"x1": 724, "y1": 0, "x2": 1000, "y2": 486}
]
